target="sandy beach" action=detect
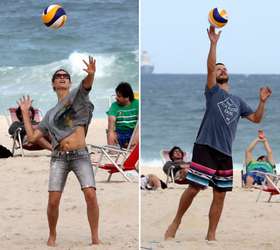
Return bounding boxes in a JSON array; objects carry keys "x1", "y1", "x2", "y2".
[
  {"x1": 141, "y1": 167, "x2": 280, "y2": 250},
  {"x1": 0, "y1": 116, "x2": 138, "y2": 250}
]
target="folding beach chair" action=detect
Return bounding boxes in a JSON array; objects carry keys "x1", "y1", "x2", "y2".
[
  {"x1": 7, "y1": 107, "x2": 45, "y2": 157},
  {"x1": 241, "y1": 162, "x2": 247, "y2": 188},
  {"x1": 160, "y1": 149, "x2": 189, "y2": 185},
  {"x1": 241, "y1": 162, "x2": 277, "y2": 188},
  {"x1": 102, "y1": 119, "x2": 139, "y2": 161},
  {"x1": 88, "y1": 116, "x2": 139, "y2": 171},
  {"x1": 251, "y1": 171, "x2": 280, "y2": 202},
  {"x1": 90, "y1": 143, "x2": 139, "y2": 182}
]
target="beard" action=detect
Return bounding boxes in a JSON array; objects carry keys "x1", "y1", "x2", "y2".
[{"x1": 216, "y1": 75, "x2": 229, "y2": 84}]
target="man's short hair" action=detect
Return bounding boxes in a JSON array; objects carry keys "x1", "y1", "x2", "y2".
[
  {"x1": 257, "y1": 155, "x2": 268, "y2": 162},
  {"x1": 115, "y1": 82, "x2": 134, "y2": 102},
  {"x1": 216, "y1": 62, "x2": 225, "y2": 66},
  {"x1": 169, "y1": 146, "x2": 184, "y2": 161}
]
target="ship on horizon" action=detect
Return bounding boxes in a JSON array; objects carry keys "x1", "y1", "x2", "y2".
[{"x1": 141, "y1": 51, "x2": 154, "y2": 74}]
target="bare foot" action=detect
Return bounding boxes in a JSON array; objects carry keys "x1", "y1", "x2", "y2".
[
  {"x1": 205, "y1": 239, "x2": 218, "y2": 245},
  {"x1": 91, "y1": 237, "x2": 102, "y2": 245},
  {"x1": 164, "y1": 222, "x2": 180, "y2": 240},
  {"x1": 206, "y1": 233, "x2": 216, "y2": 241},
  {"x1": 47, "y1": 234, "x2": 56, "y2": 247}
]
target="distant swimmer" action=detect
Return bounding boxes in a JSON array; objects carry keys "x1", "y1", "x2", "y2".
[
  {"x1": 19, "y1": 56, "x2": 100, "y2": 246},
  {"x1": 165, "y1": 26, "x2": 271, "y2": 242}
]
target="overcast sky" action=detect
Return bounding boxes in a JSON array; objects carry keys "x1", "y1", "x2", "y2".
[{"x1": 141, "y1": 0, "x2": 280, "y2": 74}]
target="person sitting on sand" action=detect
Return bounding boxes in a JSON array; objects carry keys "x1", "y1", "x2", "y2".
[
  {"x1": 18, "y1": 56, "x2": 100, "y2": 246},
  {"x1": 162, "y1": 146, "x2": 190, "y2": 182},
  {"x1": 8, "y1": 106, "x2": 52, "y2": 151},
  {"x1": 243, "y1": 133, "x2": 276, "y2": 188},
  {"x1": 106, "y1": 82, "x2": 139, "y2": 148},
  {"x1": 141, "y1": 174, "x2": 167, "y2": 190}
]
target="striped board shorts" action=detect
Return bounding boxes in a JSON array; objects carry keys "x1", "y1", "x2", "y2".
[{"x1": 186, "y1": 144, "x2": 233, "y2": 192}]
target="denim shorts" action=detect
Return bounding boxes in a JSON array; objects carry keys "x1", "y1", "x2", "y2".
[{"x1": 49, "y1": 148, "x2": 95, "y2": 192}]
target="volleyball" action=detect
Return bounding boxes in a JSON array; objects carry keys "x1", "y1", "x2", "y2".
[
  {"x1": 208, "y1": 8, "x2": 228, "y2": 28},
  {"x1": 41, "y1": 4, "x2": 67, "y2": 29}
]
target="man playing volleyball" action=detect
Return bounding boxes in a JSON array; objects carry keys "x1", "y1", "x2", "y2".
[
  {"x1": 165, "y1": 26, "x2": 272, "y2": 241},
  {"x1": 18, "y1": 56, "x2": 100, "y2": 246}
]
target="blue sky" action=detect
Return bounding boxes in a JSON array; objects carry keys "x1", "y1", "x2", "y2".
[{"x1": 141, "y1": 1, "x2": 280, "y2": 74}]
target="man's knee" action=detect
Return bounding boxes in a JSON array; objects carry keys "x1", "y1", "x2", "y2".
[
  {"x1": 213, "y1": 190, "x2": 226, "y2": 202},
  {"x1": 83, "y1": 187, "x2": 98, "y2": 206},
  {"x1": 188, "y1": 184, "x2": 201, "y2": 197},
  {"x1": 48, "y1": 192, "x2": 61, "y2": 210},
  {"x1": 48, "y1": 199, "x2": 60, "y2": 210},
  {"x1": 246, "y1": 176, "x2": 254, "y2": 185}
]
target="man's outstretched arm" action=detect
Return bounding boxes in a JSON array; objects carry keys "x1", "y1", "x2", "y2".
[
  {"x1": 245, "y1": 138, "x2": 259, "y2": 165},
  {"x1": 263, "y1": 138, "x2": 275, "y2": 165},
  {"x1": 246, "y1": 87, "x2": 272, "y2": 123},
  {"x1": 82, "y1": 56, "x2": 96, "y2": 90},
  {"x1": 207, "y1": 26, "x2": 221, "y2": 89}
]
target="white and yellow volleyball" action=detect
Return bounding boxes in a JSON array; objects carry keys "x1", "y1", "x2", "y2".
[
  {"x1": 208, "y1": 8, "x2": 228, "y2": 28},
  {"x1": 41, "y1": 4, "x2": 67, "y2": 29}
]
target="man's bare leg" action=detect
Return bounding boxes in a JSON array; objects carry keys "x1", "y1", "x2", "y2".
[
  {"x1": 148, "y1": 174, "x2": 161, "y2": 189},
  {"x1": 83, "y1": 187, "x2": 100, "y2": 244},
  {"x1": 206, "y1": 189, "x2": 226, "y2": 241},
  {"x1": 47, "y1": 191, "x2": 62, "y2": 246},
  {"x1": 245, "y1": 176, "x2": 254, "y2": 188},
  {"x1": 165, "y1": 185, "x2": 200, "y2": 240}
]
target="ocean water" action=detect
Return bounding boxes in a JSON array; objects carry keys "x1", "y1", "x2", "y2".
[
  {"x1": 141, "y1": 74, "x2": 280, "y2": 168},
  {"x1": 0, "y1": 0, "x2": 139, "y2": 117}
]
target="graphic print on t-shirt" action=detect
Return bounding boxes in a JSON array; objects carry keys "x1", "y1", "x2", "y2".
[
  {"x1": 54, "y1": 104, "x2": 75, "y2": 129},
  {"x1": 217, "y1": 97, "x2": 239, "y2": 125}
]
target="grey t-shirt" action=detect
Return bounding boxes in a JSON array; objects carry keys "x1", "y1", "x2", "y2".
[
  {"x1": 38, "y1": 82, "x2": 94, "y2": 150},
  {"x1": 195, "y1": 85, "x2": 254, "y2": 156}
]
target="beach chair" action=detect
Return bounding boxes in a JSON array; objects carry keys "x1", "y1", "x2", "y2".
[
  {"x1": 251, "y1": 171, "x2": 280, "y2": 202},
  {"x1": 241, "y1": 161, "x2": 247, "y2": 188},
  {"x1": 7, "y1": 107, "x2": 45, "y2": 157},
  {"x1": 241, "y1": 162, "x2": 277, "y2": 188},
  {"x1": 160, "y1": 149, "x2": 189, "y2": 185},
  {"x1": 88, "y1": 116, "x2": 139, "y2": 174},
  {"x1": 90, "y1": 143, "x2": 139, "y2": 182},
  {"x1": 106, "y1": 119, "x2": 139, "y2": 159}
]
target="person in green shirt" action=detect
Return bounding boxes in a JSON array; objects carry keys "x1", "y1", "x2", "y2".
[
  {"x1": 243, "y1": 134, "x2": 276, "y2": 188},
  {"x1": 106, "y1": 82, "x2": 139, "y2": 148}
]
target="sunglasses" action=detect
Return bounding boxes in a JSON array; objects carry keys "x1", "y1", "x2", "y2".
[{"x1": 54, "y1": 73, "x2": 70, "y2": 79}]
